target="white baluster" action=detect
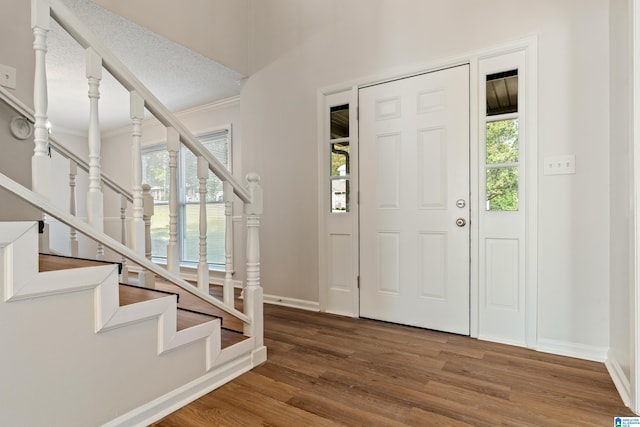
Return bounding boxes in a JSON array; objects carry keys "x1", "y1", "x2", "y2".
[
  {"x1": 141, "y1": 184, "x2": 155, "y2": 288},
  {"x1": 85, "y1": 47, "x2": 104, "y2": 259},
  {"x1": 120, "y1": 193, "x2": 128, "y2": 283},
  {"x1": 197, "y1": 156, "x2": 209, "y2": 293},
  {"x1": 130, "y1": 91, "x2": 148, "y2": 285},
  {"x1": 243, "y1": 173, "x2": 263, "y2": 345},
  {"x1": 130, "y1": 92, "x2": 145, "y2": 253},
  {"x1": 167, "y1": 127, "x2": 180, "y2": 273},
  {"x1": 223, "y1": 180, "x2": 234, "y2": 306},
  {"x1": 32, "y1": 0, "x2": 51, "y2": 253},
  {"x1": 69, "y1": 159, "x2": 78, "y2": 257}
]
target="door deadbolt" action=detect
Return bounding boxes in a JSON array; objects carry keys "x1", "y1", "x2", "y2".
[
  {"x1": 456, "y1": 199, "x2": 466, "y2": 208},
  {"x1": 456, "y1": 218, "x2": 466, "y2": 227}
]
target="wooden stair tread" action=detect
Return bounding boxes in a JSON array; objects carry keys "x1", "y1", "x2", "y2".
[
  {"x1": 131, "y1": 276, "x2": 245, "y2": 333},
  {"x1": 38, "y1": 254, "x2": 248, "y2": 348},
  {"x1": 119, "y1": 283, "x2": 178, "y2": 306},
  {"x1": 39, "y1": 253, "x2": 115, "y2": 272}
]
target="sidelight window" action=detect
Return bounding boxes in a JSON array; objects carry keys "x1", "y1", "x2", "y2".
[
  {"x1": 485, "y1": 70, "x2": 519, "y2": 211},
  {"x1": 330, "y1": 104, "x2": 350, "y2": 212}
]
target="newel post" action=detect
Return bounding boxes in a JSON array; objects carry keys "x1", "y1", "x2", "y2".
[
  {"x1": 243, "y1": 173, "x2": 263, "y2": 346},
  {"x1": 32, "y1": 0, "x2": 51, "y2": 253}
]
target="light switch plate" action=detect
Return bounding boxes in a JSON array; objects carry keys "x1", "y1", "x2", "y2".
[
  {"x1": 0, "y1": 64, "x2": 16, "y2": 89},
  {"x1": 544, "y1": 155, "x2": 575, "y2": 175}
]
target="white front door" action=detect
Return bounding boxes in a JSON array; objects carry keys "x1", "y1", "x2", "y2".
[{"x1": 359, "y1": 65, "x2": 470, "y2": 335}]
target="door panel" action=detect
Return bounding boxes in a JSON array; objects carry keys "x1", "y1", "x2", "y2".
[{"x1": 359, "y1": 65, "x2": 470, "y2": 334}]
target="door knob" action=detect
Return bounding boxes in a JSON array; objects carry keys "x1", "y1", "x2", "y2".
[
  {"x1": 456, "y1": 218, "x2": 466, "y2": 227},
  {"x1": 456, "y1": 199, "x2": 466, "y2": 208}
]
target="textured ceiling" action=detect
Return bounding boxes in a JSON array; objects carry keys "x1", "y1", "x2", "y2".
[{"x1": 47, "y1": 0, "x2": 245, "y2": 134}]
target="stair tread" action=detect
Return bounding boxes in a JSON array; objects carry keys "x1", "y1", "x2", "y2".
[
  {"x1": 37, "y1": 254, "x2": 248, "y2": 348},
  {"x1": 119, "y1": 283, "x2": 178, "y2": 306},
  {"x1": 39, "y1": 253, "x2": 115, "y2": 272}
]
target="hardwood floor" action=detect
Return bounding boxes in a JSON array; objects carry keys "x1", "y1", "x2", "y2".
[{"x1": 153, "y1": 304, "x2": 635, "y2": 426}]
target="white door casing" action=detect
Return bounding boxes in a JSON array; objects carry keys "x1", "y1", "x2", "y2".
[
  {"x1": 318, "y1": 39, "x2": 536, "y2": 349},
  {"x1": 359, "y1": 65, "x2": 470, "y2": 335}
]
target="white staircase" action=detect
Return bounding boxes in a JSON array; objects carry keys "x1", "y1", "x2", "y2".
[{"x1": 0, "y1": 222, "x2": 263, "y2": 426}]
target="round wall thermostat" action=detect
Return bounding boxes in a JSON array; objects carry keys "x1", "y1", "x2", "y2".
[{"x1": 10, "y1": 116, "x2": 33, "y2": 140}]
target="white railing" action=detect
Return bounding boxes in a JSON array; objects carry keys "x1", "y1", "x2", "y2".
[
  {"x1": 0, "y1": 171, "x2": 252, "y2": 324},
  {"x1": 19, "y1": 0, "x2": 264, "y2": 344},
  {"x1": 0, "y1": 85, "x2": 141, "y2": 282}
]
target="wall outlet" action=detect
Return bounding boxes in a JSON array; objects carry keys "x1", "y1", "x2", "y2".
[
  {"x1": 544, "y1": 155, "x2": 576, "y2": 175},
  {"x1": 0, "y1": 64, "x2": 16, "y2": 89}
]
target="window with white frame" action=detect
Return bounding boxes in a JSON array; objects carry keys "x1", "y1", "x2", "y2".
[
  {"x1": 329, "y1": 104, "x2": 351, "y2": 213},
  {"x1": 141, "y1": 128, "x2": 231, "y2": 267},
  {"x1": 485, "y1": 70, "x2": 519, "y2": 211}
]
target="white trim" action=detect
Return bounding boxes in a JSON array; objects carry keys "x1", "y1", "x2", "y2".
[
  {"x1": 101, "y1": 348, "x2": 254, "y2": 427},
  {"x1": 263, "y1": 293, "x2": 320, "y2": 312},
  {"x1": 633, "y1": 0, "x2": 640, "y2": 413},
  {"x1": 536, "y1": 338, "x2": 608, "y2": 363},
  {"x1": 607, "y1": 352, "x2": 632, "y2": 408},
  {"x1": 469, "y1": 57, "x2": 480, "y2": 339},
  {"x1": 523, "y1": 38, "x2": 539, "y2": 350},
  {"x1": 316, "y1": 90, "x2": 326, "y2": 312}
]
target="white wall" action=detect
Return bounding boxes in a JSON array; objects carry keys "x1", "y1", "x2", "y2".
[
  {"x1": 91, "y1": 0, "x2": 249, "y2": 76},
  {"x1": 0, "y1": 0, "x2": 34, "y2": 106},
  {"x1": 242, "y1": 0, "x2": 611, "y2": 353},
  {"x1": 0, "y1": 0, "x2": 41, "y2": 221}
]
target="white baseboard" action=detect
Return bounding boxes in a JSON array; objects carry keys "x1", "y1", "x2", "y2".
[
  {"x1": 536, "y1": 338, "x2": 608, "y2": 362},
  {"x1": 263, "y1": 293, "x2": 320, "y2": 312},
  {"x1": 606, "y1": 351, "x2": 632, "y2": 408},
  {"x1": 127, "y1": 264, "x2": 243, "y2": 288},
  {"x1": 102, "y1": 353, "x2": 253, "y2": 427}
]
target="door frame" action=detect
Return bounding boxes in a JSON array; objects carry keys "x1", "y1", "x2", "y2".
[{"x1": 317, "y1": 37, "x2": 538, "y2": 346}]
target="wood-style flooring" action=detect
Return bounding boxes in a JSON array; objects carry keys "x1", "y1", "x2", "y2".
[{"x1": 152, "y1": 304, "x2": 635, "y2": 427}]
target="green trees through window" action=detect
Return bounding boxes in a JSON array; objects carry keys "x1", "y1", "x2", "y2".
[
  {"x1": 142, "y1": 129, "x2": 230, "y2": 266},
  {"x1": 486, "y1": 119, "x2": 519, "y2": 211}
]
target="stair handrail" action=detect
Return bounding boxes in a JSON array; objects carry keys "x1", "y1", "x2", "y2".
[
  {"x1": 0, "y1": 86, "x2": 132, "y2": 203},
  {"x1": 47, "y1": 0, "x2": 251, "y2": 204},
  {"x1": 0, "y1": 169, "x2": 251, "y2": 324}
]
